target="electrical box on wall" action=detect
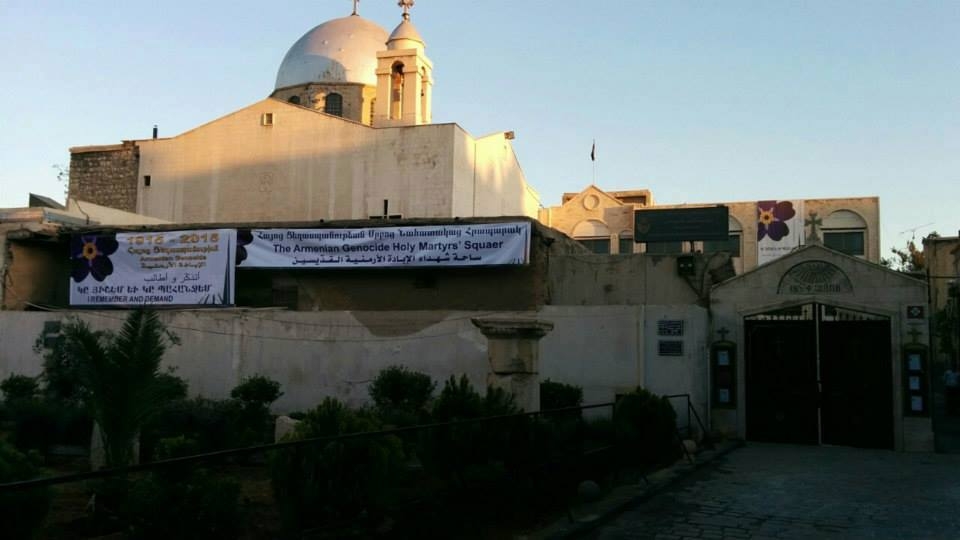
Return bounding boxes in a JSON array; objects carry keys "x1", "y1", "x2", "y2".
[{"x1": 677, "y1": 255, "x2": 696, "y2": 277}]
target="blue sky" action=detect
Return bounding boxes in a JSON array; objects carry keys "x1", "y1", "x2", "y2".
[{"x1": 1, "y1": 1, "x2": 957, "y2": 253}]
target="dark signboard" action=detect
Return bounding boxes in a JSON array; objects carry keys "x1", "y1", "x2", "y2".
[{"x1": 634, "y1": 206, "x2": 729, "y2": 243}]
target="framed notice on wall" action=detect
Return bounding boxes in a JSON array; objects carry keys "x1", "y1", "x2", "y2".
[
  {"x1": 902, "y1": 344, "x2": 928, "y2": 417},
  {"x1": 69, "y1": 230, "x2": 236, "y2": 307}
]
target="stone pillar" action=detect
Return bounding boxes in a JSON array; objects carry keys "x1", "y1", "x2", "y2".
[{"x1": 471, "y1": 318, "x2": 554, "y2": 412}]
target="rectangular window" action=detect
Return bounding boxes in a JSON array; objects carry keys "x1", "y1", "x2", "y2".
[
  {"x1": 579, "y1": 238, "x2": 611, "y2": 254},
  {"x1": 703, "y1": 232, "x2": 741, "y2": 257},
  {"x1": 618, "y1": 237, "x2": 634, "y2": 255},
  {"x1": 644, "y1": 241, "x2": 683, "y2": 255},
  {"x1": 260, "y1": 112, "x2": 274, "y2": 126},
  {"x1": 824, "y1": 230, "x2": 865, "y2": 256},
  {"x1": 143, "y1": 175, "x2": 151, "y2": 187}
]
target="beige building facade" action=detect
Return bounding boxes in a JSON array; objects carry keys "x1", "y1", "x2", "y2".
[{"x1": 540, "y1": 185, "x2": 880, "y2": 274}]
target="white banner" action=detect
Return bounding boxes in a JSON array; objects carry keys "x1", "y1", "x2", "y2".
[
  {"x1": 69, "y1": 229, "x2": 236, "y2": 306},
  {"x1": 757, "y1": 200, "x2": 804, "y2": 265},
  {"x1": 237, "y1": 222, "x2": 531, "y2": 268}
]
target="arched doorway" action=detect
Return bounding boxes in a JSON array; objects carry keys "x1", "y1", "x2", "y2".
[{"x1": 745, "y1": 303, "x2": 893, "y2": 449}]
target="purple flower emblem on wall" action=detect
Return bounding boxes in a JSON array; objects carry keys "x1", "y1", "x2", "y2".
[
  {"x1": 71, "y1": 234, "x2": 119, "y2": 282},
  {"x1": 236, "y1": 229, "x2": 253, "y2": 265},
  {"x1": 757, "y1": 201, "x2": 796, "y2": 242}
]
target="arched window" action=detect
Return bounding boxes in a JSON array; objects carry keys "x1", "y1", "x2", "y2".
[
  {"x1": 572, "y1": 220, "x2": 612, "y2": 254},
  {"x1": 390, "y1": 62, "x2": 405, "y2": 120},
  {"x1": 822, "y1": 210, "x2": 867, "y2": 257},
  {"x1": 287, "y1": 95, "x2": 301, "y2": 105},
  {"x1": 324, "y1": 93, "x2": 343, "y2": 117}
]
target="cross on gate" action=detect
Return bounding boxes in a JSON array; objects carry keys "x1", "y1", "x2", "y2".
[{"x1": 717, "y1": 327, "x2": 730, "y2": 341}]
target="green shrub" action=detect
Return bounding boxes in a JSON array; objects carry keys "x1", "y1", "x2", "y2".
[
  {"x1": 270, "y1": 397, "x2": 404, "y2": 532},
  {"x1": 120, "y1": 469, "x2": 242, "y2": 539},
  {"x1": 230, "y1": 374, "x2": 282, "y2": 407},
  {"x1": 369, "y1": 365, "x2": 435, "y2": 426},
  {"x1": 540, "y1": 380, "x2": 583, "y2": 411},
  {"x1": 6, "y1": 398, "x2": 92, "y2": 452},
  {"x1": 0, "y1": 440, "x2": 50, "y2": 539},
  {"x1": 613, "y1": 388, "x2": 680, "y2": 466},
  {"x1": 142, "y1": 397, "x2": 253, "y2": 460},
  {"x1": 1, "y1": 374, "x2": 40, "y2": 404},
  {"x1": 426, "y1": 376, "x2": 531, "y2": 482}
]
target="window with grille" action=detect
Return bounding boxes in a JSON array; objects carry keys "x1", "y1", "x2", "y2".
[
  {"x1": 824, "y1": 230, "x2": 865, "y2": 256},
  {"x1": 579, "y1": 238, "x2": 611, "y2": 254},
  {"x1": 324, "y1": 93, "x2": 343, "y2": 117}
]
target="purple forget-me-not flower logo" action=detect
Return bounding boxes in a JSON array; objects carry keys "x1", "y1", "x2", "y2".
[
  {"x1": 757, "y1": 201, "x2": 796, "y2": 242},
  {"x1": 71, "y1": 234, "x2": 119, "y2": 282}
]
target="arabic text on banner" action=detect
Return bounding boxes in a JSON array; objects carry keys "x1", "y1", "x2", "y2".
[
  {"x1": 69, "y1": 229, "x2": 236, "y2": 306},
  {"x1": 238, "y1": 222, "x2": 531, "y2": 268}
]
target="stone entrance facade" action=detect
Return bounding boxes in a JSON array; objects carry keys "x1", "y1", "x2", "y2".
[{"x1": 711, "y1": 245, "x2": 933, "y2": 451}]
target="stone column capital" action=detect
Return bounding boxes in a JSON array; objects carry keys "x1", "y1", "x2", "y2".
[{"x1": 470, "y1": 318, "x2": 555, "y2": 340}]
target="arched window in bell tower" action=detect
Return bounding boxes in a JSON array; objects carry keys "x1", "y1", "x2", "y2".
[
  {"x1": 287, "y1": 95, "x2": 301, "y2": 105},
  {"x1": 324, "y1": 93, "x2": 343, "y2": 117},
  {"x1": 390, "y1": 62, "x2": 405, "y2": 120}
]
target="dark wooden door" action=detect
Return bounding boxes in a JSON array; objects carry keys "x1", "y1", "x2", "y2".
[
  {"x1": 745, "y1": 320, "x2": 819, "y2": 445},
  {"x1": 819, "y1": 320, "x2": 893, "y2": 449}
]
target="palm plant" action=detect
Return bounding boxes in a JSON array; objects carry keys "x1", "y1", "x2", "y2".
[{"x1": 62, "y1": 310, "x2": 179, "y2": 468}]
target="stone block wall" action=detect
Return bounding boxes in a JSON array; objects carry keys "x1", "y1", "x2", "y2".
[{"x1": 68, "y1": 141, "x2": 139, "y2": 212}]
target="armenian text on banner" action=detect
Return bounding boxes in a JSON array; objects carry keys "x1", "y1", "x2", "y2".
[
  {"x1": 757, "y1": 200, "x2": 805, "y2": 265},
  {"x1": 69, "y1": 229, "x2": 236, "y2": 306},
  {"x1": 237, "y1": 222, "x2": 531, "y2": 268}
]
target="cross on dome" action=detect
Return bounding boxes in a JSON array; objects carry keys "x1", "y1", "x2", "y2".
[
  {"x1": 352, "y1": 0, "x2": 360, "y2": 15},
  {"x1": 399, "y1": 0, "x2": 415, "y2": 20}
]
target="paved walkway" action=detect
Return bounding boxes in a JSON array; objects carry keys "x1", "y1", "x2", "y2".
[{"x1": 587, "y1": 443, "x2": 960, "y2": 540}]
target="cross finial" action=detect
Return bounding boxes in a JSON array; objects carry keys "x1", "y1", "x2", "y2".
[
  {"x1": 717, "y1": 327, "x2": 730, "y2": 341},
  {"x1": 805, "y1": 212, "x2": 823, "y2": 245},
  {"x1": 352, "y1": 0, "x2": 359, "y2": 15},
  {"x1": 399, "y1": 0, "x2": 415, "y2": 20}
]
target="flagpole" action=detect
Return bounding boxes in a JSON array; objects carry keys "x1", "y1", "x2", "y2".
[{"x1": 591, "y1": 139, "x2": 596, "y2": 185}]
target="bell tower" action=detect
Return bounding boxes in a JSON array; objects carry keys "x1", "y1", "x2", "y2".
[{"x1": 374, "y1": 0, "x2": 433, "y2": 127}]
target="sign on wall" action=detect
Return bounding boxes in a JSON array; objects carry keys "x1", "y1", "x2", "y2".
[
  {"x1": 237, "y1": 222, "x2": 531, "y2": 268},
  {"x1": 69, "y1": 229, "x2": 236, "y2": 306},
  {"x1": 634, "y1": 206, "x2": 729, "y2": 243},
  {"x1": 757, "y1": 200, "x2": 804, "y2": 265}
]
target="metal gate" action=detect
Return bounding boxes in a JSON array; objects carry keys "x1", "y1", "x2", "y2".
[{"x1": 745, "y1": 303, "x2": 893, "y2": 449}]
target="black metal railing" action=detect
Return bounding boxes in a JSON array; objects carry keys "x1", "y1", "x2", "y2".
[{"x1": 1, "y1": 399, "x2": 700, "y2": 538}]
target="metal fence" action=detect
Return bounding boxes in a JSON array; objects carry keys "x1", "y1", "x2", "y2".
[{"x1": 2, "y1": 396, "x2": 702, "y2": 539}]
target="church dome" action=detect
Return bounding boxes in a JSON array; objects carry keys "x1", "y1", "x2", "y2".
[{"x1": 275, "y1": 15, "x2": 388, "y2": 89}]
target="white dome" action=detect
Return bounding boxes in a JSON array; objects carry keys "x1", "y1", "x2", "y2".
[{"x1": 275, "y1": 15, "x2": 388, "y2": 89}]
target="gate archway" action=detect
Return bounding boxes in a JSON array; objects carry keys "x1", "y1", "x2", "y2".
[{"x1": 745, "y1": 303, "x2": 893, "y2": 449}]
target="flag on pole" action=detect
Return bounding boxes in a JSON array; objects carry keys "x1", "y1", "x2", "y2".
[{"x1": 590, "y1": 140, "x2": 596, "y2": 162}]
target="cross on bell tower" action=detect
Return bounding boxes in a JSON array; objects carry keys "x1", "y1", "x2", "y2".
[{"x1": 399, "y1": 0, "x2": 415, "y2": 20}]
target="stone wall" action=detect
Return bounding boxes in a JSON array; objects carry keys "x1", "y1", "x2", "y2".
[{"x1": 68, "y1": 142, "x2": 139, "y2": 212}]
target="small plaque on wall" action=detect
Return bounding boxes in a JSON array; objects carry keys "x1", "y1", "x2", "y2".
[
  {"x1": 658, "y1": 340, "x2": 684, "y2": 356},
  {"x1": 658, "y1": 320, "x2": 684, "y2": 337}
]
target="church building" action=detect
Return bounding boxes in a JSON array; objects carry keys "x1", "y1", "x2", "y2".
[{"x1": 67, "y1": 3, "x2": 540, "y2": 224}]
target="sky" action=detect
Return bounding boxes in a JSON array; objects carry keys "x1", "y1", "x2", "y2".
[{"x1": 1, "y1": 1, "x2": 957, "y2": 254}]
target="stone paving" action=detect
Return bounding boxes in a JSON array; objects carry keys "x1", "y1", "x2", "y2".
[{"x1": 587, "y1": 443, "x2": 960, "y2": 539}]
